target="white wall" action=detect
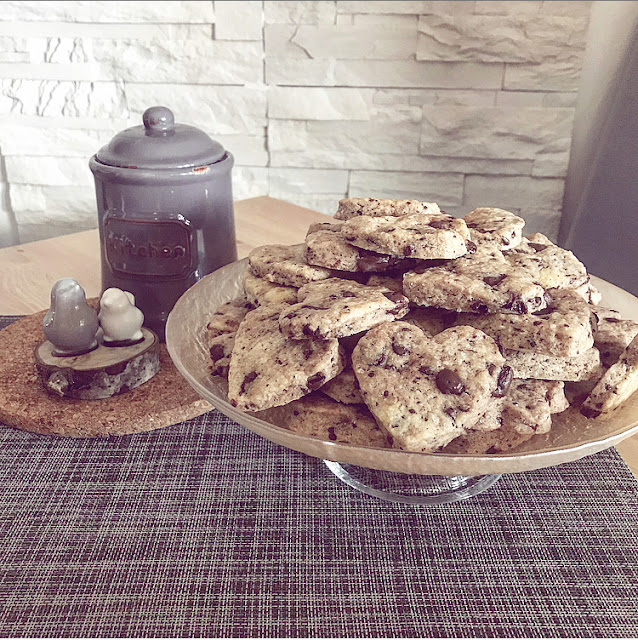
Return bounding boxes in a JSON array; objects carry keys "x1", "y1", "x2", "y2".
[
  {"x1": 0, "y1": 0, "x2": 592, "y2": 244},
  {"x1": 560, "y1": 1, "x2": 638, "y2": 293}
]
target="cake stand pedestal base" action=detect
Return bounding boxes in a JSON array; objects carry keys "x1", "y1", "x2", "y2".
[{"x1": 323, "y1": 460, "x2": 501, "y2": 505}]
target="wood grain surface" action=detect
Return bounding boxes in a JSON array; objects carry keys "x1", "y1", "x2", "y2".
[
  {"x1": 0, "y1": 195, "x2": 636, "y2": 477},
  {"x1": 0, "y1": 196, "x2": 331, "y2": 315}
]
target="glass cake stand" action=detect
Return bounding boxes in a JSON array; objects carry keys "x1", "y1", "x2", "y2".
[
  {"x1": 322, "y1": 461, "x2": 501, "y2": 504},
  {"x1": 166, "y1": 259, "x2": 638, "y2": 504}
]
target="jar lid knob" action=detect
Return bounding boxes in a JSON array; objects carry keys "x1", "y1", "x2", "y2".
[{"x1": 143, "y1": 106, "x2": 175, "y2": 137}]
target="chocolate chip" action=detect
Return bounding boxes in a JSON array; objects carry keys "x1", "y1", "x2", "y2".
[
  {"x1": 240, "y1": 371, "x2": 258, "y2": 394},
  {"x1": 436, "y1": 369, "x2": 465, "y2": 395},
  {"x1": 470, "y1": 301, "x2": 489, "y2": 314},
  {"x1": 327, "y1": 427, "x2": 337, "y2": 441},
  {"x1": 356, "y1": 249, "x2": 405, "y2": 272},
  {"x1": 383, "y1": 291, "x2": 405, "y2": 304},
  {"x1": 503, "y1": 297, "x2": 528, "y2": 314},
  {"x1": 528, "y1": 242, "x2": 548, "y2": 252},
  {"x1": 210, "y1": 363, "x2": 228, "y2": 377},
  {"x1": 487, "y1": 362, "x2": 496, "y2": 375},
  {"x1": 374, "y1": 353, "x2": 387, "y2": 367},
  {"x1": 532, "y1": 306, "x2": 556, "y2": 317},
  {"x1": 483, "y1": 274, "x2": 506, "y2": 287},
  {"x1": 356, "y1": 255, "x2": 386, "y2": 272},
  {"x1": 392, "y1": 342, "x2": 409, "y2": 355},
  {"x1": 307, "y1": 372, "x2": 325, "y2": 391},
  {"x1": 492, "y1": 365, "x2": 513, "y2": 398},
  {"x1": 429, "y1": 219, "x2": 453, "y2": 230},
  {"x1": 413, "y1": 264, "x2": 432, "y2": 275},
  {"x1": 403, "y1": 245, "x2": 415, "y2": 257},
  {"x1": 209, "y1": 343, "x2": 225, "y2": 361},
  {"x1": 390, "y1": 302, "x2": 409, "y2": 316},
  {"x1": 580, "y1": 406, "x2": 601, "y2": 419},
  {"x1": 466, "y1": 241, "x2": 477, "y2": 254}
]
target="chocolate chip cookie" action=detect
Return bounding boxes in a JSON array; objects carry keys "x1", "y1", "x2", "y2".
[
  {"x1": 581, "y1": 334, "x2": 638, "y2": 419},
  {"x1": 334, "y1": 197, "x2": 440, "y2": 221},
  {"x1": 320, "y1": 366, "x2": 364, "y2": 405},
  {"x1": 444, "y1": 379, "x2": 568, "y2": 453},
  {"x1": 503, "y1": 347, "x2": 603, "y2": 382},
  {"x1": 261, "y1": 392, "x2": 390, "y2": 448},
  {"x1": 205, "y1": 297, "x2": 252, "y2": 340},
  {"x1": 228, "y1": 303, "x2": 345, "y2": 412},
  {"x1": 456, "y1": 289, "x2": 594, "y2": 357},
  {"x1": 506, "y1": 242, "x2": 588, "y2": 291},
  {"x1": 463, "y1": 207, "x2": 525, "y2": 250},
  {"x1": 248, "y1": 244, "x2": 334, "y2": 288},
  {"x1": 403, "y1": 252, "x2": 548, "y2": 315},
  {"x1": 352, "y1": 322, "x2": 507, "y2": 452},
  {"x1": 279, "y1": 278, "x2": 409, "y2": 340},
  {"x1": 306, "y1": 222, "x2": 418, "y2": 273},
  {"x1": 242, "y1": 270, "x2": 298, "y2": 306},
  {"x1": 401, "y1": 307, "x2": 455, "y2": 337},
  {"x1": 340, "y1": 213, "x2": 471, "y2": 260},
  {"x1": 207, "y1": 332, "x2": 236, "y2": 378},
  {"x1": 592, "y1": 306, "x2": 638, "y2": 366}
]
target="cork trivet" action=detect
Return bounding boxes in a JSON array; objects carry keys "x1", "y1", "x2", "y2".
[{"x1": 0, "y1": 305, "x2": 212, "y2": 437}]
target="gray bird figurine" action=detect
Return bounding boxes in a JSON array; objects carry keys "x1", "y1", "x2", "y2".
[{"x1": 43, "y1": 278, "x2": 99, "y2": 357}]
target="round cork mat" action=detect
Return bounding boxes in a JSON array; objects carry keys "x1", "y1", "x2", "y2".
[{"x1": 0, "y1": 305, "x2": 212, "y2": 437}]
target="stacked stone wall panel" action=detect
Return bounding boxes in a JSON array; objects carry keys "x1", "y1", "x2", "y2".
[{"x1": 0, "y1": 0, "x2": 592, "y2": 244}]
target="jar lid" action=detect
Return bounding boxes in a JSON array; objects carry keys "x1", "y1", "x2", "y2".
[{"x1": 95, "y1": 106, "x2": 226, "y2": 170}]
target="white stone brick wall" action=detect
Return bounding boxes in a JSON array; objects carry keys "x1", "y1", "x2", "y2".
[{"x1": 0, "y1": 0, "x2": 592, "y2": 244}]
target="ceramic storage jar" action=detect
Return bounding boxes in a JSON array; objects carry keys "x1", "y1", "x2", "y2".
[{"x1": 90, "y1": 106, "x2": 237, "y2": 340}]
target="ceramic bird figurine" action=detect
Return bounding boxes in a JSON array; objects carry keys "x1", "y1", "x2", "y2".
[
  {"x1": 43, "y1": 278, "x2": 99, "y2": 357},
  {"x1": 99, "y1": 288, "x2": 145, "y2": 346}
]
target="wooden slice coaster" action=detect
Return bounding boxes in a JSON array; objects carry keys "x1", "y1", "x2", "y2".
[
  {"x1": 0, "y1": 304, "x2": 211, "y2": 437},
  {"x1": 35, "y1": 328, "x2": 160, "y2": 400}
]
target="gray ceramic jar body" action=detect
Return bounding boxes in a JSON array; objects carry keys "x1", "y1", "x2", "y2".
[{"x1": 89, "y1": 107, "x2": 237, "y2": 340}]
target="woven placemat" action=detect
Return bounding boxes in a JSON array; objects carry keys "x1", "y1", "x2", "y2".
[{"x1": 1, "y1": 317, "x2": 638, "y2": 638}]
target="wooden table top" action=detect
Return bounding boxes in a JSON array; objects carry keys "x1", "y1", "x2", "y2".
[
  {"x1": 0, "y1": 196, "x2": 330, "y2": 315},
  {"x1": 0, "y1": 195, "x2": 636, "y2": 478}
]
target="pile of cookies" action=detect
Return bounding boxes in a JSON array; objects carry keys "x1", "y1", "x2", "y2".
[{"x1": 204, "y1": 198, "x2": 638, "y2": 455}]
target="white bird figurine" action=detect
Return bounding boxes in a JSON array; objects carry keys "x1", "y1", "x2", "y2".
[{"x1": 98, "y1": 288, "x2": 145, "y2": 346}]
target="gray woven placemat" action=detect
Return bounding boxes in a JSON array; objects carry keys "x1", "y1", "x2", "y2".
[{"x1": 1, "y1": 317, "x2": 638, "y2": 638}]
